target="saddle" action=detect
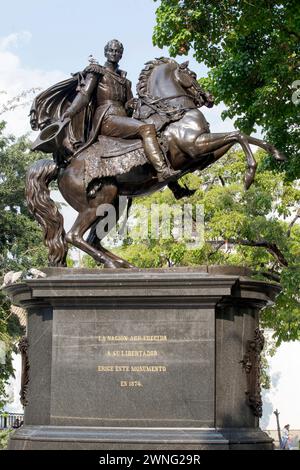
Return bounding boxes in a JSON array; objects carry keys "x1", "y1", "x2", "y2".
[
  {"x1": 83, "y1": 135, "x2": 148, "y2": 195},
  {"x1": 96, "y1": 135, "x2": 143, "y2": 158}
]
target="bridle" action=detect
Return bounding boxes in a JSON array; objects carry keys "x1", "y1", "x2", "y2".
[{"x1": 136, "y1": 63, "x2": 211, "y2": 117}]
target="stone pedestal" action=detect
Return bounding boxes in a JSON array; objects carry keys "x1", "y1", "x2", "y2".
[{"x1": 6, "y1": 266, "x2": 279, "y2": 450}]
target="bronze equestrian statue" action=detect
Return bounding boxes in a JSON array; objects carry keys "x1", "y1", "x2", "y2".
[{"x1": 26, "y1": 39, "x2": 285, "y2": 269}]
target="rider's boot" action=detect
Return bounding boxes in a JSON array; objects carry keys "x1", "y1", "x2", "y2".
[{"x1": 139, "y1": 125, "x2": 181, "y2": 182}]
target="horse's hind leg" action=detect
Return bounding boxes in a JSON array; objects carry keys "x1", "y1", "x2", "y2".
[
  {"x1": 87, "y1": 198, "x2": 135, "y2": 269},
  {"x1": 66, "y1": 183, "x2": 123, "y2": 268},
  {"x1": 87, "y1": 227, "x2": 135, "y2": 268}
]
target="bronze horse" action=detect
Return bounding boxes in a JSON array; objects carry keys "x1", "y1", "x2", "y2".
[{"x1": 26, "y1": 58, "x2": 285, "y2": 268}]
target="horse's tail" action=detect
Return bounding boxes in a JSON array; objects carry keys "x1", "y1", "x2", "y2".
[{"x1": 25, "y1": 159, "x2": 68, "y2": 266}]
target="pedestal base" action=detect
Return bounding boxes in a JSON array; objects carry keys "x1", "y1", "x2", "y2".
[
  {"x1": 8, "y1": 426, "x2": 273, "y2": 450},
  {"x1": 6, "y1": 267, "x2": 278, "y2": 450}
]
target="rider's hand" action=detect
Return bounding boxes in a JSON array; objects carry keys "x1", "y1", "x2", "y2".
[
  {"x1": 205, "y1": 93, "x2": 215, "y2": 108},
  {"x1": 61, "y1": 110, "x2": 71, "y2": 122},
  {"x1": 125, "y1": 98, "x2": 137, "y2": 111}
]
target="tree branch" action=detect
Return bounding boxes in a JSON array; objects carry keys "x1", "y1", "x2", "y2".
[
  {"x1": 208, "y1": 240, "x2": 225, "y2": 258},
  {"x1": 219, "y1": 175, "x2": 226, "y2": 186},
  {"x1": 287, "y1": 209, "x2": 300, "y2": 237},
  {"x1": 227, "y1": 238, "x2": 288, "y2": 267}
]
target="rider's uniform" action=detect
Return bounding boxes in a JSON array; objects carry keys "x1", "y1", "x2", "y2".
[{"x1": 71, "y1": 63, "x2": 147, "y2": 139}]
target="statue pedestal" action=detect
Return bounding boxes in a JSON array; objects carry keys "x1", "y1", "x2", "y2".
[{"x1": 6, "y1": 267, "x2": 278, "y2": 450}]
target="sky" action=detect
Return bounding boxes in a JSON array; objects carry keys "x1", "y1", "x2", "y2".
[{"x1": 0, "y1": 0, "x2": 234, "y2": 137}]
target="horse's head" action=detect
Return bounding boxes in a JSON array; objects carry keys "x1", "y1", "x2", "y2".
[
  {"x1": 175, "y1": 60, "x2": 215, "y2": 108},
  {"x1": 136, "y1": 58, "x2": 214, "y2": 116}
]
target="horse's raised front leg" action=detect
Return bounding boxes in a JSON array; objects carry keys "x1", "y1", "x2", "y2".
[
  {"x1": 192, "y1": 132, "x2": 257, "y2": 189},
  {"x1": 246, "y1": 135, "x2": 286, "y2": 161},
  {"x1": 213, "y1": 143, "x2": 234, "y2": 160}
]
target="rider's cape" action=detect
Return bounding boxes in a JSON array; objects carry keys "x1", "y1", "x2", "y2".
[{"x1": 30, "y1": 69, "x2": 100, "y2": 156}]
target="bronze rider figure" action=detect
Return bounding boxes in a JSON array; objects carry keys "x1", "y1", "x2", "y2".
[{"x1": 61, "y1": 39, "x2": 180, "y2": 182}]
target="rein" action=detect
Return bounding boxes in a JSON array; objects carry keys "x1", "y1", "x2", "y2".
[
  {"x1": 150, "y1": 94, "x2": 190, "y2": 104},
  {"x1": 139, "y1": 93, "x2": 197, "y2": 116}
]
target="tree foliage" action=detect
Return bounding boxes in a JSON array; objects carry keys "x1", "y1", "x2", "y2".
[
  {"x1": 153, "y1": 0, "x2": 300, "y2": 180},
  {"x1": 0, "y1": 121, "x2": 47, "y2": 410}
]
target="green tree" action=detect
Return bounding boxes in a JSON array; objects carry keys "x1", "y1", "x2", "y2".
[
  {"x1": 153, "y1": 0, "x2": 300, "y2": 180},
  {"x1": 0, "y1": 121, "x2": 48, "y2": 412}
]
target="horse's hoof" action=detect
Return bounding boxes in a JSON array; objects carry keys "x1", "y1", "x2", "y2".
[
  {"x1": 103, "y1": 260, "x2": 120, "y2": 269},
  {"x1": 103, "y1": 259, "x2": 135, "y2": 269},
  {"x1": 274, "y1": 150, "x2": 286, "y2": 161},
  {"x1": 117, "y1": 260, "x2": 136, "y2": 269},
  {"x1": 244, "y1": 182, "x2": 253, "y2": 190},
  {"x1": 172, "y1": 186, "x2": 196, "y2": 200},
  {"x1": 244, "y1": 174, "x2": 254, "y2": 190}
]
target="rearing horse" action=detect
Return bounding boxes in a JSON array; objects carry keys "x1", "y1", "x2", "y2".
[{"x1": 26, "y1": 58, "x2": 285, "y2": 268}]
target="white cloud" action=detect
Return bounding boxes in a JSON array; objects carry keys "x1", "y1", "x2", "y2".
[
  {"x1": 0, "y1": 31, "x2": 32, "y2": 52},
  {"x1": 0, "y1": 32, "x2": 65, "y2": 137}
]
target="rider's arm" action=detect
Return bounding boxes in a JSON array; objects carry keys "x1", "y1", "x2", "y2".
[
  {"x1": 126, "y1": 80, "x2": 133, "y2": 102},
  {"x1": 125, "y1": 79, "x2": 136, "y2": 116},
  {"x1": 63, "y1": 72, "x2": 98, "y2": 119}
]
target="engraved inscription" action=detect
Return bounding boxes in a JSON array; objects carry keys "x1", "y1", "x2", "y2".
[
  {"x1": 97, "y1": 365, "x2": 167, "y2": 372},
  {"x1": 106, "y1": 350, "x2": 158, "y2": 357},
  {"x1": 97, "y1": 331, "x2": 169, "y2": 387},
  {"x1": 99, "y1": 335, "x2": 167, "y2": 342},
  {"x1": 120, "y1": 381, "x2": 143, "y2": 387},
  {"x1": 52, "y1": 310, "x2": 215, "y2": 425}
]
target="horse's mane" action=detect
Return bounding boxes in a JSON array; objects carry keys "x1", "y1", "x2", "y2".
[{"x1": 136, "y1": 57, "x2": 177, "y2": 97}]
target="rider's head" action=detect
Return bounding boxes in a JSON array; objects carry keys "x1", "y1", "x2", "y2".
[{"x1": 104, "y1": 39, "x2": 123, "y2": 64}]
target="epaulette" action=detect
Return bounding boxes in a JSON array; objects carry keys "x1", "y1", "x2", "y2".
[
  {"x1": 84, "y1": 63, "x2": 105, "y2": 75},
  {"x1": 119, "y1": 69, "x2": 127, "y2": 78}
]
